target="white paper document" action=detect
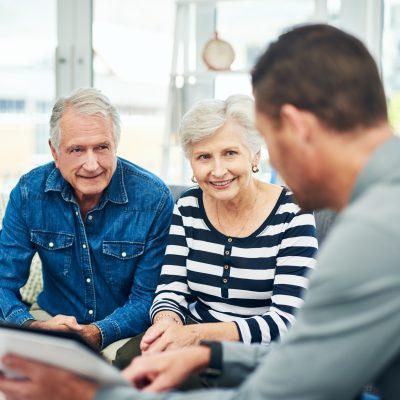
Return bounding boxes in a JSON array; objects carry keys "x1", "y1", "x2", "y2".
[{"x1": 0, "y1": 324, "x2": 128, "y2": 386}]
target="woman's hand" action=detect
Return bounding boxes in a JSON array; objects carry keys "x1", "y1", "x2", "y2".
[
  {"x1": 140, "y1": 318, "x2": 178, "y2": 352},
  {"x1": 143, "y1": 324, "x2": 201, "y2": 354},
  {"x1": 123, "y1": 346, "x2": 211, "y2": 392}
]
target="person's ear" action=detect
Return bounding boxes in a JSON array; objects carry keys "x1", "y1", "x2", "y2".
[
  {"x1": 49, "y1": 140, "x2": 60, "y2": 168},
  {"x1": 280, "y1": 104, "x2": 315, "y2": 146},
  {"x1": 253, "y1": 150, "x2": 261, "y2": 166}
]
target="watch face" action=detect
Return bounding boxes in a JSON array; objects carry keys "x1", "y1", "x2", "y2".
[{"x1": 202, "y1": 35, "x2": 235, "y2": 71}]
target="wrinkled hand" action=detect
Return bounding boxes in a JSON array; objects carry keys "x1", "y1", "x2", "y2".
[
  {"x1": 30, "y1": 315, "x2": 83, "y2": 333},
  {"x1": 0, "y1": 354, "x2": 98, "y2": 400},
  {"x1": 123, "y1": 346, "x2": 211, "y2": 392},
  {"x1": 140, "y1": 319, "x2": 177, "y2": 352},
  {"x1": 143, "y1": 324, "x2": 200, "y2": 354}
]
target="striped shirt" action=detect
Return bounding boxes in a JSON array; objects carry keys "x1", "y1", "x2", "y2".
[{"x1": 150, "y1": 186, "x2": 318, "y2": 345}]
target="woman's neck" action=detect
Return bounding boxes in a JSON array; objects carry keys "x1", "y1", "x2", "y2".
[{"x1": 215, "y1": 178, "x2": 259, "y2": 212}]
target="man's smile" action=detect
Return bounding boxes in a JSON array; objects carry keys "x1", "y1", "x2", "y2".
[{"x1": 77, "y1": 171, "x2": 105, "y2": 180}]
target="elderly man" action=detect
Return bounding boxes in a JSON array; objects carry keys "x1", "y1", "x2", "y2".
[
  {"x1": 0, "y1": 88, "x2": 173, "y2": 359},
  {"x1": 1, "y1": 24, "x2": 400, "y2": 400}
]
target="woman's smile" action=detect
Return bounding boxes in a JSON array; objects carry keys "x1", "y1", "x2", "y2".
[{"x1": 209, "y1": 177, "x2": 236, "y2": 189}]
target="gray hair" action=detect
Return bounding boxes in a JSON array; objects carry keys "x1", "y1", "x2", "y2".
[
  {"x1": 49, "y1": 87, "x2": 121, "y2": 152},
  {"x1": 179, "y1": 94, "x2": 263, "y2": 157}
]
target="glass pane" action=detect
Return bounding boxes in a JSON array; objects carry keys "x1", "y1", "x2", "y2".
[
  {"x1": 215, "y1": 0, "x2": 316, "y2": 99},
  {"x1": 383, "y1": 0, "x2": 400, "y2": 135},
  {"x1": 93, "y1": 0, "x2": 175, "y2": 177},
  {"x1": 327, "y1": 0, "x2": 341, "y2": 23},
  {"x1": 0, "y1": 0, "x2": 56, "y2": 193}
]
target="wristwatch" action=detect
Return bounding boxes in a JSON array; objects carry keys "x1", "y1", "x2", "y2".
[{"x1": 199, "y1": 340, "x2": 223, "y2": 377}]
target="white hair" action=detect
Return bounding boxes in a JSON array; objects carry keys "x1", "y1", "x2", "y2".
[
  {"x1": 179, "y1": 94, "x2": 263, "y2": 157},
  {"x1": 49, "y1": 87, "x2": 121, "y2": 152}
]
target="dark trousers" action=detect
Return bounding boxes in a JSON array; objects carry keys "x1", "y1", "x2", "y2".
[
  {"x1": 113, "y1": 318, "x2": 214, "y2": 390},
  {"x1": 113, "y1": 332, "x2": 145, "y2": 369}
]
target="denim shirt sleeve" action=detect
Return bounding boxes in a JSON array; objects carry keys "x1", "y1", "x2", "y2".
[
  {"x1": 0, "y1": 182, "x2": 36, "y2": 324},
  {"x1": 94, "y1": 190, "x2": 174, "y2": 348}
]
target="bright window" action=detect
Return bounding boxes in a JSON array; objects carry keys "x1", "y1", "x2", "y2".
[
  {"x1": 214, "y1": 0, "x2": 316, "y2": 99},
  {"x1": 383, "y1": 0, "x2": 400, "y2": 135},
  {"x1": 93, "y1": 0, "x2": 175, "y2": 176},
  {"x1": 0, "y1": 0, "x2": 56, "y2": 193}
]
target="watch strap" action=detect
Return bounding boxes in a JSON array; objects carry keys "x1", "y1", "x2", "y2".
[{"x1": 199, "y1": 340, "x2": 223, "y2": 377}]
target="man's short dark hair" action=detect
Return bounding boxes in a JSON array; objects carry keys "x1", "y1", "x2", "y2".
[{"x1": 252, "y1": 24, "x2": 387, "y2": 131}]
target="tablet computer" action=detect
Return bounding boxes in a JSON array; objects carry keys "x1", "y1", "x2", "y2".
[{"x1": 0, "y1": 322, "x2": 128, "y2": 386}]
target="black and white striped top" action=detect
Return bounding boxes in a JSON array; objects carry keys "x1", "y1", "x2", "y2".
[{"x1": 150, "y1": 186, "x2": 318, "y2": 345}]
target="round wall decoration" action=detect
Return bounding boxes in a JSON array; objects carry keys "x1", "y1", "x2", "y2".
[{"x1": 202, "y1": 32, "x2": 235, "y2": 71}]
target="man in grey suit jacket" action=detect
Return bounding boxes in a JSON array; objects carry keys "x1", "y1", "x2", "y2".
[{"x1": 1, "y1": 24, "x2": 399, "y2": 400}]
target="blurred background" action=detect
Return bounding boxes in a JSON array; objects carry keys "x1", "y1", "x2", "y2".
[{"x1": 0, "y1": 0, "x2": 399, "y2": 193}]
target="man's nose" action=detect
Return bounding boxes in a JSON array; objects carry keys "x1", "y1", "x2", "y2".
[{"x1": 82, "y1": 150, "x2": 99, "y2": 172}]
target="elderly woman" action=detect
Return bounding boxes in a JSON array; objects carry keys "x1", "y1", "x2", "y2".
[{"x1": 115, "y1": 95, "x2": 318, "y2": 367}]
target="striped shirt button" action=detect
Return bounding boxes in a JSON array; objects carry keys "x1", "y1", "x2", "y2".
[
  {"x1": 224, "y1": 265, "x2": 229, "y2": 270},
  {"x1": 227, "y1": 237, "x2": 232, "y2": 242},
  {"x1": 223, "y1": 278, "x2": 228, "y2": 284},
  {"x1": 225, "y1": 250, "x2": 229, "y2": 255}
]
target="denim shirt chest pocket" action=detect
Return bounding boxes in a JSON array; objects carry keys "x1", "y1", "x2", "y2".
[
  {"x1": 30, "y1": 230, "x2": 74, "y2": 277},
  {"x1": 102, "y1": 241, "x2": 145, "y2": 289}
]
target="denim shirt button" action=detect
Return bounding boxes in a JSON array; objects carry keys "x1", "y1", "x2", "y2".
[
  {"x1": 75, "y1": 211, "x2": 78, "y2": 216},
  {"x1": 86, "y1": 278, "x2": 91, "y2": 283},
  {"x1": 82, "y1": 244, "x2": 87, "y2": 249},
  {"x1": 48, "y1": 242, "x2": 54, "y2": 248},
  {"x1": 121, "y1": 251, "x2": 127, "y2": 258},
  {"x1": 88, "y1": 309, "x2": 93, "y2": 315},
  {"x1": 88, "y1": 215, "x2": 93, "y2": 221}
]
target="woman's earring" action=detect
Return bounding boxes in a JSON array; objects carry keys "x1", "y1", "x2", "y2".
[
  {"x1": 191, "y1": 175, "x2": 197, "y2": 183},
  {"x1": 252, "y1": 165, "x2": 259, "y2": 173}
]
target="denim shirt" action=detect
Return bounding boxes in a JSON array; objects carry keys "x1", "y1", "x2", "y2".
[{"x1": 0, "y1": 158, "x2": 173, "y2": 348}]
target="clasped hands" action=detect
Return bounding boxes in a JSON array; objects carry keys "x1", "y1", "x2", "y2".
[
  {"x1": 30, "y1": 314, "x2": 101, "y2": 350},
  {"x1": 140, "y1": 316, "x2": 200, "y2": 354}
]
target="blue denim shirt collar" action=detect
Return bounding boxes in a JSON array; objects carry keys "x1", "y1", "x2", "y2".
[{"x1": 44, "y1": 158, "x2": 128, "y2": 206}]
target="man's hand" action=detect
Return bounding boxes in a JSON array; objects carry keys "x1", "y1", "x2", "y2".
[
  {"x1": 30, "y1": 317, "x2": 101, "y2": 350},
  {"x1": 30, "y1": 315, "x2": 83, "y2": 333},
  {"x1": 123, "y1": 346, "x2": 211, "y2": 392},
  {"x1": 0, "y1": 354, "x2": 98, "y2": 400},
  {"x1": 143, "y1": 324, "x2": 201, "y2": 354},
  {"x1": 79, "y1": 324, "x2": 102, "y2": 350}
]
